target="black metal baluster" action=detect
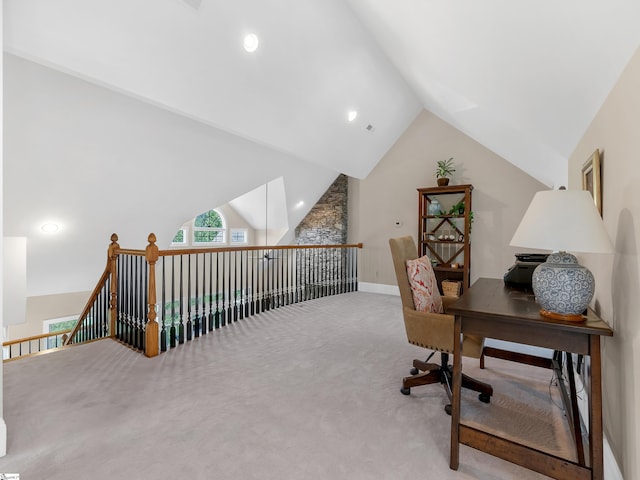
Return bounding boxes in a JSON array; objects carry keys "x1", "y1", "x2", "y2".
[
  {"x1": 227, "y1": 252, "x2": 234, "y2": 321},
  {"x1": 138, "y1": 256, "x2": 143, "y2": 350},
  {"x1": 121, "y1": 255, "x2": 127, "y2": 343},
  {"x1": 339, "y1": 247, "x2": 344, "y2": 294},
  {"x1": 306, "y1": 248, "x2": 312, "y2": 300},
  {"x1": 347, "y1": 246, "x2": 352, "y2": 292},
  {"x1": 194, "y1": 254, "x2": 200, "y2": 338},
  {"x1": 321, "y1": 248, "x2": 327, "y2": 298},
  {"x1": 161, "y1": 257, "x2": 167, "y2": 352},
  {"x1": 215, "y1": 252, "x2": 220, "y2": 329},
  {"x1": 132, "y1": 256, "x2": 138, "y2": 349},
  {"x1": 126, "y1": 256, "x2": 132, "y2": 347},
  {"x1": 270, "y1": 250, "x2": 275, "y2": 309},
  {"x1": 138, "y1": 256, "x2": 144, "y2": 350},
  {"x1": 221, "y1": 251, "x2": 227, "y2": 327},
  {"x1": 143, "y1": 258, "x2": 148, "y2": 351},
  {"x1": 201, "y1": 252, "x2": 207, "y2": 335},
  {"x1": 120, "y1": 255, "x2": 126, "y2": 341},
  {"x1": 233, "y1": 251, "x2": 239, "y2": 322},
  {"x1": 244, "y1": 250, "x2": 250, "y2": 318},
  {"x1": 354, "y1": 246, "x2": 359, "y2": 291},
  {"x1": 294, "y1": 249, "x2": 301, "y2": 303},
  {"x1": 170, "y1": 256, "x2": 176, "y2": 349},
  {"x1": 345, "y1": 247, "x2": 351, "y2": 292},
  {"x1": 262, "y1": 249, "x2": 268, "y2": 311},
  {"x1": 279, "y1": 248, "x2": 284, "y2": 307},
  {"x1": 239, "y1": 250, "x2": 245, "y2": 319},
  {"x1": 208, "y1": 252, "x2": 214, "y2": 331},
  {"x1": 251, "y1": 250, "x2": 258, "y2": 315},
  {"x1": 179, "y1": 255, "x2": 185, "y2": 344},
  {"x1": 335, "y1": 248, "x2": 340, "y2": 294},
  {"x1": 116, "y1": 256, "x2": 121, "y2": 341},
  {"x1": 186, "y1": 254, "x2": 193, "y2": 341},
  {"x1": 131, "y1": 256, "x2": 137, "y2": 348}
]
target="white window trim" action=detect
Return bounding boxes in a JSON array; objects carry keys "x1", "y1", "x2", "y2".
[
  {"x1": 170, "y1": 227, "x2": 188, "y2": 247},
  {"x1": 230, "y1": 228, "x2": 248, "y2": 245},
  {"x1": 193, "y1": 227, "x2": 226, "y2": 245}
]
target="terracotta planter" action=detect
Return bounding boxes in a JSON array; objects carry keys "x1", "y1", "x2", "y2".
[{"x1": 437, "y1": 177, "x2": 450, "y2": 186}]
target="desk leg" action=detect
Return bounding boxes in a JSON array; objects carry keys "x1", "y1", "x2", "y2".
[
  {"x1": 589, "y1": 335, "x2": 604, "y2": 480},
  {"x1": 449, "y1": 315, "x2": 462, "y2": 470}
]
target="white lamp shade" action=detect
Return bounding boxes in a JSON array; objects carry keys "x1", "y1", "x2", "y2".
[{"x1": 510, "y1": 190, "x2": 614, "y2": 254}]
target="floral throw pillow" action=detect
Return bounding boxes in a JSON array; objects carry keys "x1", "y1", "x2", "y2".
[{"x1": 406, "y1": 256, "x2": 443, "y2": 313}]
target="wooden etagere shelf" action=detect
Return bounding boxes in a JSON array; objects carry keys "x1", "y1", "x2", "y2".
[{"x1": 417, "y1": 184, "x2": 473, "y2": 294}]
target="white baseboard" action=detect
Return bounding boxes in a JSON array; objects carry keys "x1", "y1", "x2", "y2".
[
  {"x1": 0, "y1": 418, "x2": 6, "y2": 457},
  {"x1": 572, "y1": 373, "x2": 623, "y2": 480},
  {"x1": 358, "y1": 282, "x2": 398, "y2": 296}
]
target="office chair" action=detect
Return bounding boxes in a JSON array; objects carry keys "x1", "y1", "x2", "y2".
[{"x1": 389, "y1": 236, "x2": 492, "y2": 414}]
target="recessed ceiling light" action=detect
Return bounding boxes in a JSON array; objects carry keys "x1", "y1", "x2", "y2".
[
  {"x1": 295, "y1": 201, "x2": 305, "y2": 209},
  {"x1": 243, "y1": 33, "x2": 259, "y2": 53},
  {"x1": 347, "y1": 111, "x2": 358, "y2": 122},
  {"x1": 41, "y1": 223, "x2": 59, "y2": 233}
]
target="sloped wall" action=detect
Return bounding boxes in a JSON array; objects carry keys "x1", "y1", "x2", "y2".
[
  {"x1": 567, "y1": 46, "x2": 640, "y2": 480},
  {"x1": 349, "y1": 109, "x2": 547, "y2": 287}
]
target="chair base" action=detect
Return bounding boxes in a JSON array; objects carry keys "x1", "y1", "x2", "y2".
[{"x1": 400, "y1": 352, "x2": 493, "y2": 414}]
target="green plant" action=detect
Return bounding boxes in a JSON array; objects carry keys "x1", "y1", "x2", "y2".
[
  {"x1": 436, "y1": 157, "x2": 455, "y2": 178},
  {"x1": 448, "y1": 200, "x2": 465, "y2": 215}
]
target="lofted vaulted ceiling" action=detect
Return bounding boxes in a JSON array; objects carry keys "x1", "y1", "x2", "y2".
[
  {"x1": 3, "y1": 0, "x2": 640, "y2": 296},
  {"x1": 5, "y1": 0, "x2": 640, "y2": 187}
]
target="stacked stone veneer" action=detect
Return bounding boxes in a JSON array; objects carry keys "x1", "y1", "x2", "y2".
[
  {"x1": 295, "y1": 174, "x2": 348, "y2": 245},
  {"x1": 295, "y1": 174, "x2": 352, "y2": 292}
]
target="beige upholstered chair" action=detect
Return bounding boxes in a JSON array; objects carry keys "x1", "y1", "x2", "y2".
[{"x1": 389, "y1": 236, "x2": 492, "y2": 414}]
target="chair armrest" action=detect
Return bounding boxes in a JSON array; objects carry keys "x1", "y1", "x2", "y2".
[
  {"x1": 441, "y1": 295, "x2": 459, "y2": 311},
  {"x1": 402, "y1": 306, "x2": 485, "y2": 359}
]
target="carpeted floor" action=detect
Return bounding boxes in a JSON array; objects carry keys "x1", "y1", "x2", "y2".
[{"x1": 0, "y1": 292, "x2": 571, "y2": 479}]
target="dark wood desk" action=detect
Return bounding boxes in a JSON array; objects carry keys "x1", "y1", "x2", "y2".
[{"x1": 447, "y1": 278, "x2": 613, "y2": 480}]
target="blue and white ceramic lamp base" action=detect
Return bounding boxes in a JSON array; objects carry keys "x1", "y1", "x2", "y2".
[{"x1": 531, "y1": 252, "x2": 594, "y2": 322}]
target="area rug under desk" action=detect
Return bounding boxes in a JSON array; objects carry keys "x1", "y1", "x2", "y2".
[{"x1": 458, "y1": 356, "x2": 577, "y2": 463}]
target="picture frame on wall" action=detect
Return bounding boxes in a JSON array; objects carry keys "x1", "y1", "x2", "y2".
[{"x1": 581, "y1": 148, "x2": 602, "y2": 217}]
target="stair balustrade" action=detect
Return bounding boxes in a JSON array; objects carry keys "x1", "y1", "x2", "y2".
[{"x1": 63, "y1": 233, "x2": 362, "y2": 358}]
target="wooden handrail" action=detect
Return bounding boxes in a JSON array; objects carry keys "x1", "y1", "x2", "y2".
[
  {"x1": 3, "y1": 329, "x2": 73, "y2": 361},
  {"x1": 64, "y1": 267, "x2": 110, "y2": 345},
  {"x1": 65, "y1": 234, "x2": 120, "y2": 346},
  {"x1": 115, "y1": 243, "x2": 363, "y2": 257},
  {"x1": 3, "y1": 329, "x2": 72, "y2": 347}
]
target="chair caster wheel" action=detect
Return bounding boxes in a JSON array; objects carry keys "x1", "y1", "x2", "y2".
[
  {"x1": 410, "y1": 367, "x2": 419, "y2": 375},
  {"x1": 478, "y1": 393, "x2": 491, "y2": 403},
  {"x1": 444, "y1": 404, "x2": 452, "y2": 416},
  {"x1": 400, "y1": 387, "x2": 411, "y2": 395}
]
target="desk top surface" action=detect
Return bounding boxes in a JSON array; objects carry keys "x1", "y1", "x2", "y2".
[{"x1": 448, "y1": 278, "x2": 613, "y2": 337}]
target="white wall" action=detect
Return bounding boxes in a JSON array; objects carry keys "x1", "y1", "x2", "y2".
[
  {"x1": 3, "y1": 54, "x2": 340, "y2": 298},
  {"x1": 568, "y1": 45, "x2": 640, "y2": 480},
  {"x1": 1, "y1": 3, "x2": 8, "y2": 457},
  {"x1": 350, "y1": 109, "x2": 547, "y2": 287},
  {"x1": 2, "y1": 237, "x2": 26, "y2": 327}
]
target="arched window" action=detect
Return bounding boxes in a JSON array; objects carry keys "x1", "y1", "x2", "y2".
[{"x1": 193, "y1": 209, "x2": 225, "y2": 244}]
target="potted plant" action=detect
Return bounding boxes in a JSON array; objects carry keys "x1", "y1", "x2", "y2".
[{"x1": 436, "y1": 157, "x2": 455, "y2": 186}]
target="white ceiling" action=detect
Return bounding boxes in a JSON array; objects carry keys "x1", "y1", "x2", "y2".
[
  {"x1": 3, "y1": 0, "x2": 640, "y2": 297},
  {"x1": 346, "y1": 0, "x2": 640, "y2": 187},
  {"x1": 5, "y1": 0, "x2": 640, "y2": 187}
]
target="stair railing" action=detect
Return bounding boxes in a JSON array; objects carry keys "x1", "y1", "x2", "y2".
[{"x1": 66, "y1": 233, "x2": 362, "y2": 358}]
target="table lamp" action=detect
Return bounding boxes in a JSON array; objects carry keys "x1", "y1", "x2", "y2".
[{"x1": 510, "y1": 189, "x2": 614, "y2": 321}]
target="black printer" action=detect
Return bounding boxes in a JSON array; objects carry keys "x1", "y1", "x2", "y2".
[{"x1": 503, "y1": 253, "x2": 549, "y2": 290}]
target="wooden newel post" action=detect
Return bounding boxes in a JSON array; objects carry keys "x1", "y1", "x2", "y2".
[
  {"x1": 145, "y1": 233, "x2": 160, "y2": 358},
  {"x1": 108, "y1": 233, "x2": 120, "y2": 339}
]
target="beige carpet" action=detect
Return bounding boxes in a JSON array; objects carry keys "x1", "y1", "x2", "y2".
[{"x1": 0, "y1": 292, "x2": 572, "y2": 479}]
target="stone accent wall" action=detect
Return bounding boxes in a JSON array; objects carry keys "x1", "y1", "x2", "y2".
[{"x1": 295, "y1": 174, "x2": 348, "y2": 245}]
